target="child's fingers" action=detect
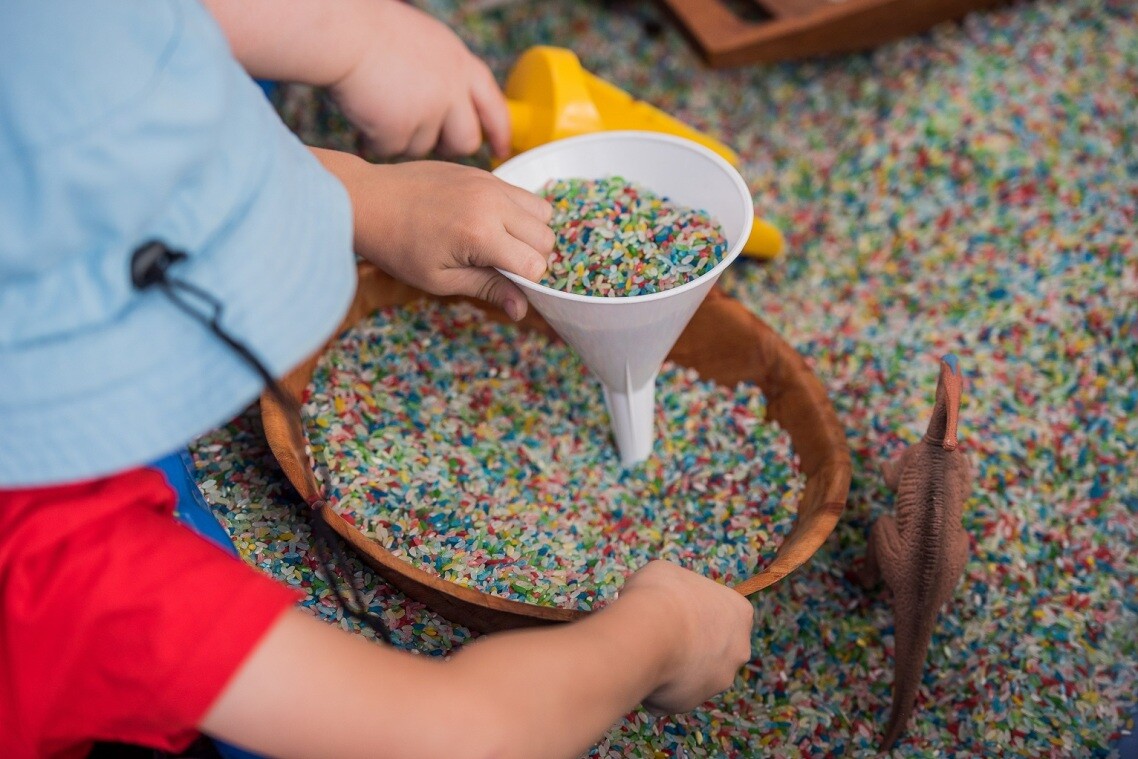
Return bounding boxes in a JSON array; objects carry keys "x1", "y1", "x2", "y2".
[
  {"x1": 360, "y1": 129, "x2": 403, "y2": 160},
  {"x1": 470, "y1": 62, "x2": 510, "y2": 159},
  {"x1": 467, "y1": 229, "x2": 547, "y2": 283},
  {"x1": 458, "y1": 267, "x2": 530, "y2": 321},
  {"x1": 405, "y1": 121, "x2": 443, "y2": 159},
  {"x1": 502, "y1": 184, "x2": 553, "y2": 223},
  {"x1": 437, "y1": 102, "x2": 483, "y2": 158},
  {"x1": 503, "y1": 212, "x2": 554, "y2": 265}
]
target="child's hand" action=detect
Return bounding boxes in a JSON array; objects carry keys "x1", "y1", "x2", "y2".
[
  {"x1": 330, "y1": 1, "x2": 509, "y2": 159},
  {"x1": 318, "y1": 150, "x2": 552, "y2": 320},
  {"x1": 618, "y1": 560, "x2": 755, "y2": 714},
  {"x1": 204, "y1": 0, "x2": 508, "y2": 158}
]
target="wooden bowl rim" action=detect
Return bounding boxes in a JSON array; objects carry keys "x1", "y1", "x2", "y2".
[{"x1": 261, "y1": 263, "x2": 851, "y2": 632}]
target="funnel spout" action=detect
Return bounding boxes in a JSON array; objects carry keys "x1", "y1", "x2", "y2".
[{"x1": 603, "y1": 365, "x2": 657, "y2": 467}]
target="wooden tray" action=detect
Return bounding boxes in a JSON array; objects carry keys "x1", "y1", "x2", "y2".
[
  {"x1": 261, "y1": 263, "x2": 851, "y2": 632},
  {"x1": 660, "y1": 0, "x2": 1009, "y2": 67}
]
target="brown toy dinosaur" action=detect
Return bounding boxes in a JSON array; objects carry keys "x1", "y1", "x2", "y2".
[{"x1": 860, "y1": 354, "x2": 973, "y2": 751}]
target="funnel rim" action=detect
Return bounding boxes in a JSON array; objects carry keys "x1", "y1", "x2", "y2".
[{"x1": 492, "y1": 131, "x2": 754, "y2": 305}]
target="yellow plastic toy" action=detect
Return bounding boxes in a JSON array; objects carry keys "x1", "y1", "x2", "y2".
[{"x1": 503, "y1": 46, "x2": 785, "y2": 260}]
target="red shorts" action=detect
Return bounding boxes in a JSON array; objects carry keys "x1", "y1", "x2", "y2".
[{"x1": 0, "y1": 468, "x2": 301, "y2": 758}]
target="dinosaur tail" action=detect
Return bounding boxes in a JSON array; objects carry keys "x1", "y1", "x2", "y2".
[{"x1": 881, "y1": 612, "x2": 936, "y2": 751}]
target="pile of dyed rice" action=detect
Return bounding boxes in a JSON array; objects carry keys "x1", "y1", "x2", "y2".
[
  {"x1": 302, "y1": 300, "x2": 801, "y2": 609},
  {"x1": 540, "y1": 176, "x2": 727, "y2": 296},
  {"x1": 195, "y1": 0, "x2": 1138, "y2": 754}
]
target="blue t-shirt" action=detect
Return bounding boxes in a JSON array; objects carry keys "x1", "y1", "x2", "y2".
[{"x1": 0, "y1": 0, "x2": 357, "y2": 486}]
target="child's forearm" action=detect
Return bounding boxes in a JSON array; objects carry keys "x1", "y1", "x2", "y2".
[
  {"x1": 201, "y1": 0, "x2": 380, "y2": 86},
  {"x1": 202, "y1": 599, "x2": 679, "y2": 759},
  {"x1": 444, "y1": 591, "x2": 677, "y2": 757}
]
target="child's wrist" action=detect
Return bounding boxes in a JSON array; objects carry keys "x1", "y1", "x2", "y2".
[
  {"x1": 601, "y1": 589, "x2": 684, "y2": 695},
  {"x1": 310, "y1": 147, "x2": 370, "y2": 210},
  {"x1": 323, "y1": 0, "x2": 400, "y2": 91},
  {"x1": 309, "y1": 148, "x2": 389, "y2": 260}
]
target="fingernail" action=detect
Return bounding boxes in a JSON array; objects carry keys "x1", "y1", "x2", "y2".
[
  {"x1": 531, "y1": 258, "x2": 547, "y2": 281},
  {"x1": 504, "y1": 298, "x2": 522, "y2": 321}
]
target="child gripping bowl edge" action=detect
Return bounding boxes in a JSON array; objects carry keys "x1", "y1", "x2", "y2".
[{"x1": 0, "y1": 2, "x2": 755, "y2": 758}]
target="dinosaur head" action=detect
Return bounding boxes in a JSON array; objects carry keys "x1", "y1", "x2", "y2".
[{"x1": 927, "y1": 354, "x2": 963, "y2": 451}]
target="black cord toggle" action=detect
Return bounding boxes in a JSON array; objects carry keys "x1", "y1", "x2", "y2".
[
  {"x1": 130, "y1": 240, "x2": 295, "y2": 412},
  {"x1": 130, "y1": 240, "x2": 188, "y2": 289},
  {"x1": 130, "y1": 240, "x2": 394, "y2": 645}
]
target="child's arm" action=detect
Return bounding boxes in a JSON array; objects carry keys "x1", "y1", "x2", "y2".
[
  {"x1": 200, "y1": 561, "x2": 754, "y2": 759},
  {"x1": 202, "y1": 0, "x2": 509, "y2": 158},
  {"x1": 312, "y1": 147, "x2": 553, "y2": 321}
]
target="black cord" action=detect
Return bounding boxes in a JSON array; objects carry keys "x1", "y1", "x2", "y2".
[
  {"x1": 131, "y1": 240, "x2": 394, "y2": 644},
  {"x1": 308, "y1": 500, "x2": 394, "y2": 644}
]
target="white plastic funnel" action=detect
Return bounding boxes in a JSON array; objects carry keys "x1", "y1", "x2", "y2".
[{"x1": 493, "y1": 131, "x2": 754, "y2": 466}]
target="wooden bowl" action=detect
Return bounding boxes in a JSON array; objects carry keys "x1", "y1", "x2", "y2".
[{"x1": 261, "y1": 263, "x2": 850, "y2": 633}]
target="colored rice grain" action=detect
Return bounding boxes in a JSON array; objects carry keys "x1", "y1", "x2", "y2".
[
  {"x1": 539, "y1": 176, "x2": 728, "y2": 297},
  {"x1": 302, "y1": 300, "x2": 802, "y2": 609}
]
